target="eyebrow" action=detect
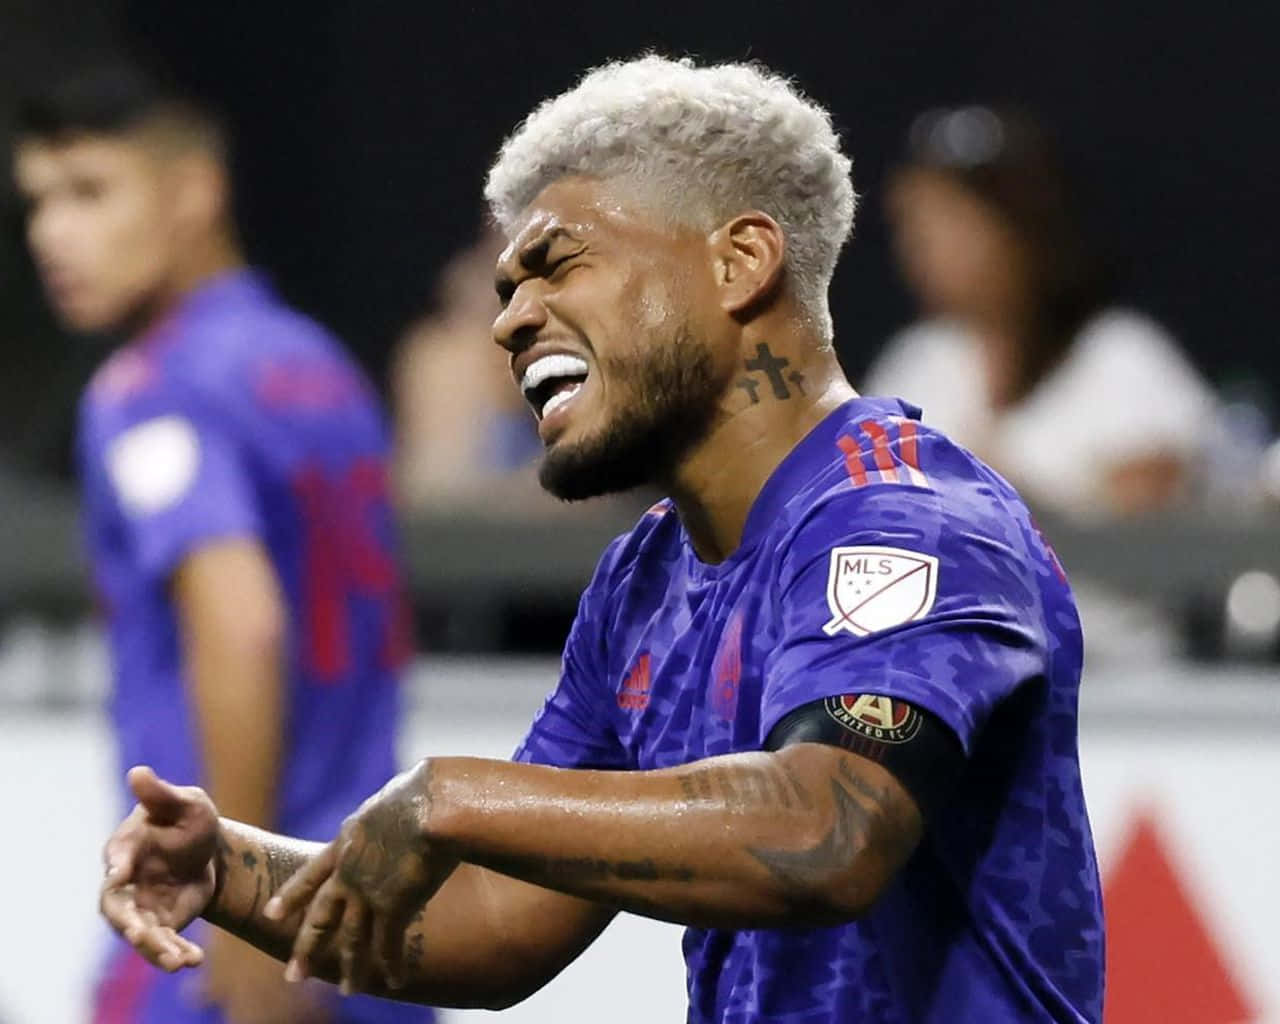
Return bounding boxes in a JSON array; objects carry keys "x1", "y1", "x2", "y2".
[{"x1": 494, "y1": 226, "x2": 582, "y2": 304}]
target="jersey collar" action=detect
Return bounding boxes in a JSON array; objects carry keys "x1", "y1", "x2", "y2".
[{"x1": 134, "y1": 267, "x2": 273, "y2": 350}]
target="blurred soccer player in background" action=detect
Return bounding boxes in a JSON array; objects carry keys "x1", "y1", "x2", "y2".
[
  {"x1": 866, "y1": 105, "x2": 1214, "y2": 522},
  {"x1": 13, "y1": 67, "x2": 433, "y2": 1024},
  {"x1": 99, "y1": 56, "x2": 1104, "y2": 1022}
]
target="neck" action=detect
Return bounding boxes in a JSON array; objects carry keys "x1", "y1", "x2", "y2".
[
  {"x1": 130, "y1": 231, "x2": 244, "y2": 338},
  {"x1": 664, "y1": 332, "x2": 855, "y2": 564}
]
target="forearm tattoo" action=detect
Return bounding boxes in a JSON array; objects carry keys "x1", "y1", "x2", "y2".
[
  {"x1": 745, "y1": 756, "x2": 902, "y2": 898},
  {"x1": 207, "y1": 827, "x2": 313, "y2": 961},
  {"x1": 477, "y1": 850, "x2": 697, "y2": 887},
  {"x1": 676, "y1": 760, "x2": 815, "y2": 813}
]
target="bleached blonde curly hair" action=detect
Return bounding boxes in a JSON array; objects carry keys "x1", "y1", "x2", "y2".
[{"x1": 484, "y1": 55, "x2": 856, "y2": 340}]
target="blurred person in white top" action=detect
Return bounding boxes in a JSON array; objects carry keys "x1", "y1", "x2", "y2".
[{"x1": 865, "y1": 106, "x2": 1215, "y2": 522}]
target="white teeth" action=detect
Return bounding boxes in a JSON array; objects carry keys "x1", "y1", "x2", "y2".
[
  {"x1": 541, "y1": 382, "x2": 582, "y2": 419},
  {"x1": 521, "y1": 353, "x2": 589, "y2": 395}
]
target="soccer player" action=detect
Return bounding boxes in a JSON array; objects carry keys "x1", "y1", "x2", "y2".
[
  {"x1": 98, "y1": 56, "x2": 1105, "y2": 1022},
  {"x1": 14, "y1": 68, "x2": 432, "y2": 1024}
]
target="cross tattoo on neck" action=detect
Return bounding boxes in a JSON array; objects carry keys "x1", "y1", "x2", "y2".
[
  {"x1": 744, "y1": 343, "x2": 792, "y2": 400},
  {"x1": 736, "y1": 377, "x2": 761, "y2": 403},
  {"x1": 736, "y1": 343, "x2": 805, "y2": 404}
]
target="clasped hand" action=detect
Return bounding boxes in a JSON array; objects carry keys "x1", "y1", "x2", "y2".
[{"x1": 266, "y1": 760, "x2": 458, "y2": 994}]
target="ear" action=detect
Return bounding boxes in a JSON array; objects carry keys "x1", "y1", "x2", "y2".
[
  {"x1": 171, "y1": 154, "x2": 228, "y2": 235},
  {"x1": 708, "y1": 211, "x2": 786, "y2": 317}
]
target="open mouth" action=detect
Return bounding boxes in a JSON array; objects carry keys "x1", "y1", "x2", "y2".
[{"x1": 520, "y1": 353, "x2": 590, "y2": 421}]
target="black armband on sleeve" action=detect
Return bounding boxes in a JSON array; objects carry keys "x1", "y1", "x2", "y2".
[{"x1": 765, "y1": 695, "x2": 965, "y2": 822}]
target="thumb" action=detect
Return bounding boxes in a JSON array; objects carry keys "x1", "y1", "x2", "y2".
[{"x1": 127, "y1": 766, "x2": 190, "y2": 824}]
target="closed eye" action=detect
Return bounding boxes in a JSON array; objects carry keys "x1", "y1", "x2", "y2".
[{"x1": 547, "y1": 256, "x2": 577, "y2": 281}]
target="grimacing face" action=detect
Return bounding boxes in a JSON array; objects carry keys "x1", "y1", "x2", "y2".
[
  {"x1": 14, "y1": 136, "x2": 180, "y2": 332},
  {"x1": 493, "y1": 178, "x2": 732, "y2": 501}
]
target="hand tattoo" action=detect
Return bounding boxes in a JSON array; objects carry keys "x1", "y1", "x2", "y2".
[{"x1": 336, "y1": 763, "x2": 434, "y2": 907}]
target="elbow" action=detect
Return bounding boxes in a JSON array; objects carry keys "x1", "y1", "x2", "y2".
[
  {"x1": 476, "y1": 985, "x2": 535, "y2": 1012},
  {"x1": 775, "y1": 837, "x2": 890, "y2": 926},
  {"x1": 758, "y1": 744, "x2": 922, "y2": 926},
  {"x1": 753, "y1": 805, "x2": 900, "y2": 926},
  {"x1": 822, "y1": 860, "x2": 891, "y2": 922}
]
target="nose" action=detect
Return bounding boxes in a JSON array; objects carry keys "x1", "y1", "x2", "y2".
[
  {"x1": 28, "y1": 199, "x2": 82, "y2": 272},
  {"x1": 27, "y1": 203, "x2": 63, "y2": 262},
  {"x1": 492, "y1": 281, "x2": 549, "y2": 354}
]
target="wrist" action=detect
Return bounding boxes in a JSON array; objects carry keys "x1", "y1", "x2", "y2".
[
  {"x1": 205, "y1": 819, "x2": 266, "y2": 926},
  {"x1": 414, "y1": 757, "x2": 462, "y2": 853},
  {"x1": 205, "y1": 819, "x2": 232, "y2": 922}
]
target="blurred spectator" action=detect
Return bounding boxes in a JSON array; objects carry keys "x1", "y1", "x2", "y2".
[
  {"x1": 865, "y1": 106, "x2": 1216, "y2": 522},
  {"x1": 391, "y1": 228, "x2": 538, "y2": 506},
  {"x1": 13, "y1": 66, "x2": 432, "y2": 1024},
  {"x1": 392, "y1": 228, "x2": 650, "y2": 522}
]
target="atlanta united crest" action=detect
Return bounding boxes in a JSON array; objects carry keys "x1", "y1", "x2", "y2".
[
  {"x1": 822, "y1": 545, "x2": 939, "y2": 637},
  {"x1": 824, "y1": 694, "x2": 922, "y2": 743}
]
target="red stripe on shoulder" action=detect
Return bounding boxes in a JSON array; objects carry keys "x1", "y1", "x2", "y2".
[
  {"x1": 858, "y1": 419, "x2": 902, "y2": 484},
  {"x1": 899, "y1": 420, "x2": 920, "y2": 469},
  {"x1": 836, "y1": 434, "x2": 868, "y2": 487},
  {"x1": 894, "y1": 418, "x2": 930, "y2": 487}
]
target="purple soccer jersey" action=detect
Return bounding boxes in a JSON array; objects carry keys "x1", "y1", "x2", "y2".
[
  {"x1": 79, "y1": 270, "x2": 430, "y2": 1023},
  {"x1": 516, "y1": 397, "x2": 1105, "y2": 1023}
]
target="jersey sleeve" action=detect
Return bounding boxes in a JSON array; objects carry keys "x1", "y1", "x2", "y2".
[
  {"x1": 513, "y1": 538, "x2": 631, "y2": 770},
  {"x1": 761, "y1": 483, "x2": 1047, "y2": 756},
  {"x1": 80, "y1": 388, "x2": 263, "y2": 581}
]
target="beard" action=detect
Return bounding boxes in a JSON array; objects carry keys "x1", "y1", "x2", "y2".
[{"x1": 538, "y1": 325, "x2": 721, "y2": 502}]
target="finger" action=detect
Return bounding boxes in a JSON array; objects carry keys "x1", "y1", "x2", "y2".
[
  {"x1": 100, "y1": 879, "x2": 150, "y2": 943},
  {"x1": 126, "y1": 766, "x2": 191, "y2": 825},
  {"x1": 265, "y1": 843, "x2": 337, "y2": 922},
  {"x1": 143, "y1": 918, "x2": 194, "y2": 973},
  {"x1": 336, "y1": 896, "x2": 372, "y2": 996},
  {"x1": 138, "y1": 910, "x2": 176, "y2": 966},
  {"x1": 284, "y1": 878, "x2": 345, "y2": 983},
  {"x1": 102, "y1": 823, "x2": 143, "y2": 885},
  {"x1": 132, "y1": 907, "x2": 188, "y2": 972},
  {"x1": 371, "y1": 907, "x2": 416, "y2": 990},
  {"x1": 100, "y1": 878, "x2": 193, "y2": 974},
  {"x1": 170, "y1": 932, "x2": 205, "y2": 968}
]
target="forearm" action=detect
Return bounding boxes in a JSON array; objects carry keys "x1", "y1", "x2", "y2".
[
  {"x1": 197, "y1": 664, "x2": 283, "y2": 828},
  {"x1": 205, "y1": 818, "x2": 597, "y2": 1008},
  {"x1": 426, "y1": 744, "x2": 900, "y2": 928},
  {"x1": 176, "y1": 539, "x2": 287, "y2": 827}
]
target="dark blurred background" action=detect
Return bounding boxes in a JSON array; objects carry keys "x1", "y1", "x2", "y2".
[{"x1": 2, "y1": 0, "x2": 1275, "y2": 477}]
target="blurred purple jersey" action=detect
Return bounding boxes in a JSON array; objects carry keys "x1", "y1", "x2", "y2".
[
  {"x1": 516, "y1": 397, "x2": 1105, "y2": 1023},
  {"x1": 79, "y1": 270, "x2": 430, "y2": 1023}
]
